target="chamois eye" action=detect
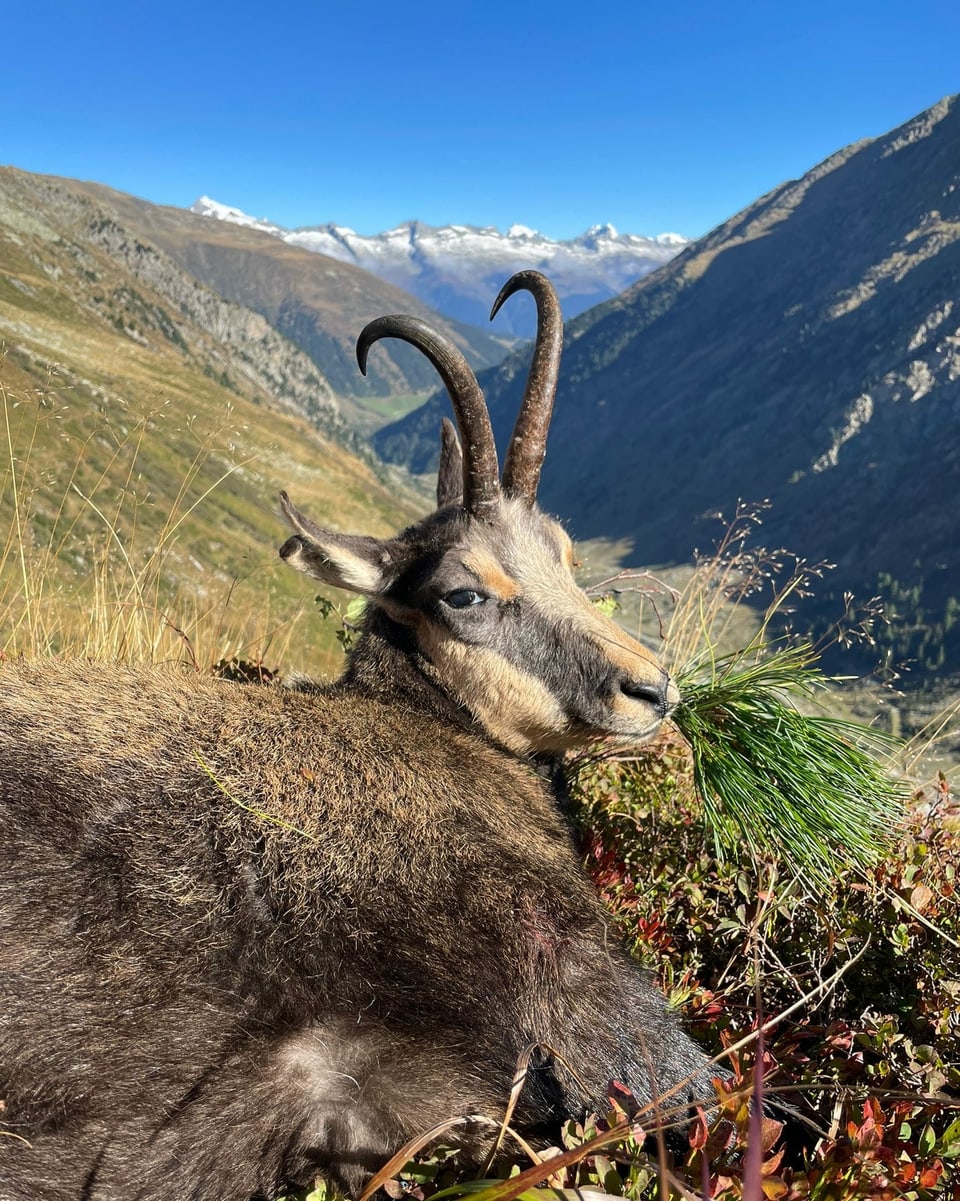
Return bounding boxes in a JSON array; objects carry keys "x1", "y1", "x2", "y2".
[{"x1": 443, "y1": 589, "x2": 486, "y2": 609}]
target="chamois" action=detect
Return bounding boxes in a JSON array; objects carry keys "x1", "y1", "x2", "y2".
[{"x1": 0, "y1": 272, "x2": 718, "y2": 1201}]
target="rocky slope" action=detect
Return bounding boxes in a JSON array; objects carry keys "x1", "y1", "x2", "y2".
[
  {"x1": 70, "y1": 182, "x2": 514, "y2": 407},
  {"x1": 0, "y1": 166, "x2": 422, "y2": 675},
  {"x1": 0, "y1": 167, "x2": 362, "y2": 449}
]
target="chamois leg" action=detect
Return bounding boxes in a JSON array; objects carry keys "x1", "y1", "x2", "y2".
[{"x1": 5, "y1": 1022, "x2": 510, "y2": 1201}]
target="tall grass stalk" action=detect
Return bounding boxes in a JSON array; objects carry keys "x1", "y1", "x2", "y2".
[
  {"x1": 657, "y1": 501, "x2": 836, "y2": 677},
  {"x1": 0, "y1": 378, "x2": 318, "y2": 671},
  {"x1": 1, "y1": 381, "x2": 37, "y2": 642}
]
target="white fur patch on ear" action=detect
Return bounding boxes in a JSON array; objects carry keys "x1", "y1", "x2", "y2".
[
  {"x1": 280, "y1": 535, "x2": 387, "y2": 594},
  {"x1": 324, "y1": 547, "x2": 385, "y2": 594}
]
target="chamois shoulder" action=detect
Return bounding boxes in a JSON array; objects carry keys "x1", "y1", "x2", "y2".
[{"x1": 0, "y1": 656, "x2": 563, "y2": 841}]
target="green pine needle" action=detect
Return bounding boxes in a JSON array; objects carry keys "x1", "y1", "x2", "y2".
[{"x1": 673, "y1": 644, "x2": 908, "y2": 883}]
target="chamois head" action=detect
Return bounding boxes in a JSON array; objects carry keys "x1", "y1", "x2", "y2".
[{"x1": 279, "y1": 271, "x2": 677, "y2": 756}]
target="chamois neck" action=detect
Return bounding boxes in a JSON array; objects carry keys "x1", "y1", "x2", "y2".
[
  {"x1": 341, "y1": 607, "x2": 569, "y2": 789},
  {"x1": 341, "y1": 607, "x2": 477, "y2": 730}
]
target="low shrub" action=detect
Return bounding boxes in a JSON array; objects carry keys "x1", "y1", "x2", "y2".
[{"x1": 558, "y1": 743, "x2": 958, "y2": 1199}]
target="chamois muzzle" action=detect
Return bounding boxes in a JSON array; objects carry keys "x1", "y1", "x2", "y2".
[{"x1": 617, "y1": 672, "x2": 678, "y2": 720}]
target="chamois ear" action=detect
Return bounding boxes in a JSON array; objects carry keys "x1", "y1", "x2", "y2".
[
  {"x1": 436, "y1": 418, "x2": 464, "y2": 509},
  {"x1": 278, "y1": 491, "x2": 393, "y2": 595}
]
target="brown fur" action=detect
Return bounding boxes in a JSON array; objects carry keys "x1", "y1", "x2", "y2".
[
  {"x1": 461, "y1": 546, "x2": 521, "y2": 601},
  {"x1": 0, "y1": 646, "x2": 714, "y2": 1200}
]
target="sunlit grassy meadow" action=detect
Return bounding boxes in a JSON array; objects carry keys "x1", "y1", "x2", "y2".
[{"x1": 0, "y1": 361, "x2": 418, "y2": 674}]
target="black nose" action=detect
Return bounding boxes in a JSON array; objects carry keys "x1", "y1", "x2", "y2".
[{"x1": 618, "y1": 676, "x2": 671, "y2": 718}]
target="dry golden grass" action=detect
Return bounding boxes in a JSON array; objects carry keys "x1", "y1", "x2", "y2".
[{"x1": 0, "y1": 368, "x2": 418, "y2": 676}]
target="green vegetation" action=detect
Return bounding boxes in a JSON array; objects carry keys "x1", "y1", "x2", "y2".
[
  {"x1": 674, "y1": 645, "x2": 906, "y2": 882},
  {"x1": 0, "y1": 353, "x2": 418, "y2": 675},
  {"x1": 339, "y1": 391, "x2": 434, "y2": 436},
  {"x1": 873, "y1": 571, "x2": 960, "y2": 678},
  {"x1": 802, "y1": 569, "x2": 960, "y2": 688},
  {"x1": 557, "y1": 745, "x2": 960, "y2": 1201},
  {"x1": 353, "y1": 391, "x2": 432, "y2": 422}
]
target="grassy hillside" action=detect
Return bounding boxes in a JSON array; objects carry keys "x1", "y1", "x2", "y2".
[{"x1": 0, "y1": 172, "x2": 422, "y2": 676}]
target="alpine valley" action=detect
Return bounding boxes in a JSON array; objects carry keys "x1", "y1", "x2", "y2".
[
  {"x1": 377, "y1": 95, "x2": 960, "y2": 684},
  {"x1": 2, "y1": 94, "x2": 959, "y2": 684}
]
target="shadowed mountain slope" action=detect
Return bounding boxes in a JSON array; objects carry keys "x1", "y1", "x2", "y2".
[{"x1": 377, "y1": 97, "x2": 960, "y2": 671}]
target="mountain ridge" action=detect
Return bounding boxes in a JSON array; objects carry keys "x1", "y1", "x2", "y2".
[
  {"x1": 189, "y1": 198, "x2": 688, "y2": 336},
  {"x1": 64, "y1": 179, "x2": 514, "y2": 408}
]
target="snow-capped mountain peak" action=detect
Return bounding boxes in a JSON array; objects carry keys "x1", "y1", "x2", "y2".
[
  {"x1": 190, "y1": 198, "x2": 689, "y2": 335},
  {"x1": 191, "y1": 196, "x2": 282, "y2": 235},
  {"x1": 583, "y1": 222, "x2": 619, "y2": 239},
  {"x1": 655, "y1": 232, "x2": 689, "y2": 247},
  {"x1": 505, "y1": 223, "x2": 542, "y2": 240}
]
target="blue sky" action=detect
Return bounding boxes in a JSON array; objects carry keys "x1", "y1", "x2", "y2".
[{"x1": 3, "y1": 0, "x2": 958, "y2": 241}]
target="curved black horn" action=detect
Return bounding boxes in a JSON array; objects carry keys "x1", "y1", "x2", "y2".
[
  {"x1": 491, "y1": 271, "x2": 563, "y2": 504},
  {"x1": 357, "y1": 316, "x2": 500, "y2": 518}
]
